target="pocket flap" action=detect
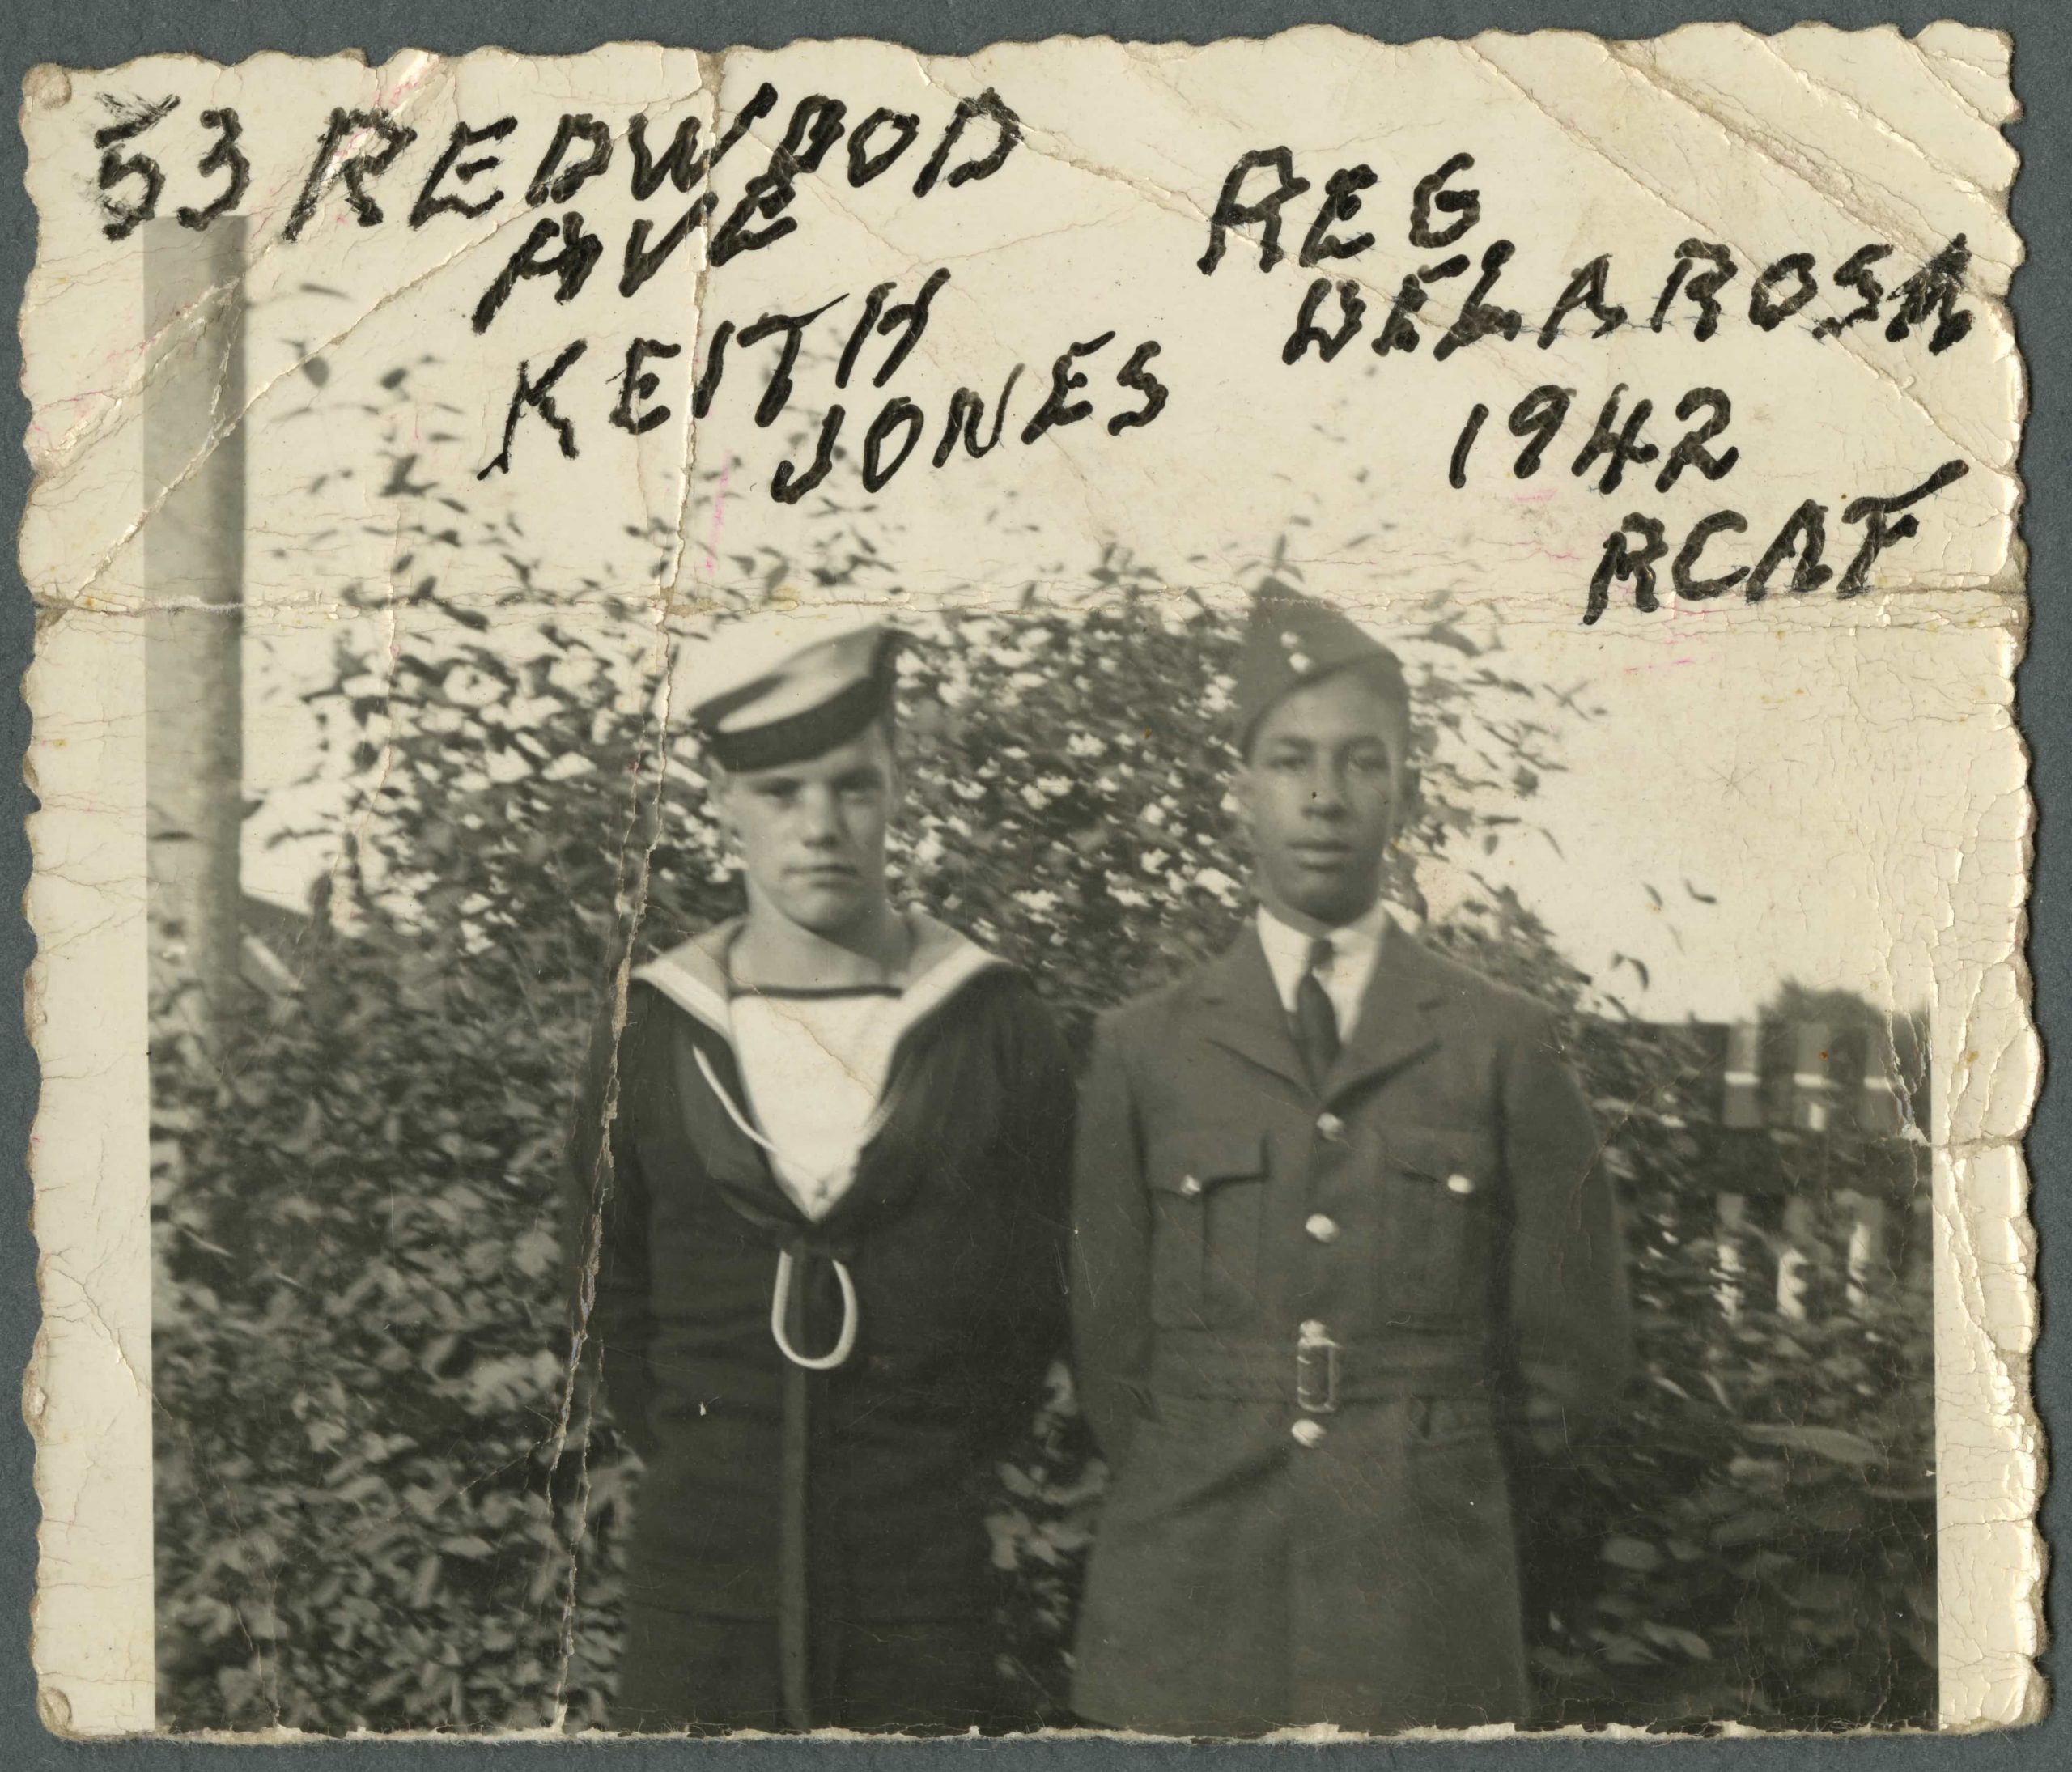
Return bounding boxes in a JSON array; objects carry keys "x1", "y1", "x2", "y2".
[
  {"x1": 1149, "y1": 1129, "x2": 1270, "y2": 1196},
  {"x1": 1390, "y1": 1126, "x2": 1495, "y2": 1193}
]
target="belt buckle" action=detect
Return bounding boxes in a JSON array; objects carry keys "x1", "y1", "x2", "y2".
[{"x1": 1295, "y1": 1320, "x2": 1340, "y2": 1414}]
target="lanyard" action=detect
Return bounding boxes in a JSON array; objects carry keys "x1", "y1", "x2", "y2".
[{"x1": 694, "y1": 1043, "x2": 864, "y2": 1370}]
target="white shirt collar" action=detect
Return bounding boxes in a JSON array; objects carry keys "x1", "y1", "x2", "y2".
[{"x1": 1255, "y1": 899, "x2": 1395, "y2": 1042}]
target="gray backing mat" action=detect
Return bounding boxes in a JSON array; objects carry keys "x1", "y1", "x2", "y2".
[{"x1": 2, "y1": 1, "x2": 2063, "y2": 1763}]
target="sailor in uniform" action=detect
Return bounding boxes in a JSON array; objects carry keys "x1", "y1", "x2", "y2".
[
  {"x1": 567, "y1": 611, "x2": 1073, "y2": 1733},
  {"x1": 1069, "y1": 587, "x2": 1632, "y2": 1736}
]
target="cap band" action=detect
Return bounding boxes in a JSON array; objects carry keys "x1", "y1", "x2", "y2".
[{"x1": 696, "y1": 635, "x2": 899, "y2": 772}]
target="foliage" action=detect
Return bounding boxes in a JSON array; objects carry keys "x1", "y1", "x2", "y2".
[
  {"x1": 150, "y1": 613, "x2": 647, "y2": 1728},
  {"x1": 1518, "y1": 1112, "x2": 1936, "y2": 1730},
  {"x1": 151, "y1": 373, "x2": 1934, "y2": 1733}
]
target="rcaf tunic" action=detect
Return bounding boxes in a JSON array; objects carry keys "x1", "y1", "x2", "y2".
[
  {"x1": 566, "y1": 915, "x2": 1072, "y2": 1725},
  {"x1": 1070, "y1": 922, "x2": 1631, "y2": 1736}
]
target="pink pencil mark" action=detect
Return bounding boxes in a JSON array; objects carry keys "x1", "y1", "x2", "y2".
[{"x1": 704, "y1": 467, "x2": 731, "y2": 575}]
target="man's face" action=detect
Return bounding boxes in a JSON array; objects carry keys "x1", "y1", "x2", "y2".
[
  {"x1": 1235, "y1": 669, "x2": 1407, "y2": 929},
  {"x1": 713, "y1": 724, "x2": 899, "y2": 937}
]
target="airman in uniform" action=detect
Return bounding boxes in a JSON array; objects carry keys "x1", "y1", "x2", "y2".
[{"x1": 1070, "y1": 588, "x2": 1632, "y2": 1736}]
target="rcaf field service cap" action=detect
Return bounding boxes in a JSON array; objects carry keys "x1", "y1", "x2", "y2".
[{"x1": 1233, "y1": 581, "x2": 1408, "y2": 753}]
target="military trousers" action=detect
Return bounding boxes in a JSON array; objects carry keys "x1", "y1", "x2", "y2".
[{"x1": 610, "y1": 1604, "x2": 1012, "y2": 1735}]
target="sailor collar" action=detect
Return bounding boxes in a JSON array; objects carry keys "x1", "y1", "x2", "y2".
[
  {"x1": 631, "y1": 909, "x2": 1008, "y2": 1049},
  {"x1": 632, "y1": 911, "x2": 1010, "y2": 1377}
]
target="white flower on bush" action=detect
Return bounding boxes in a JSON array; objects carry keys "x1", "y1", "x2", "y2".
[
  {"x1": 548, "y1": 652, "x2": 600, "y2": 694},
  {"x1": 1068, "y1": 732, "x2": 1107, "y2": 759},
  {"x1": 1194, "y1": 867, "x2": 1242, "y2": 903},
  {"x1": 1141, "y1": 848, "x2": 1170, "y2": 873},
  {"x1": 1108, "y1": 882, "x2": 1151, "y2": 908},
  {"x1": 495, "y1": 695, "x2": 558, "y2": 729},
  {"x1": 1142, "y1": 801, "x2": 1168, "y2": 827},
  {"x1": 441, "y1": 665, "x2": 499, "y2": 710},
  {"x1": 1015, "y1": 890, "x2": 1060, "y2": 916}
]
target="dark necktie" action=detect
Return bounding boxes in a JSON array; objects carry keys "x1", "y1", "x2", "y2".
[{"x1": 1293, "y1": 935, "x2": 1340, "y2": 1086}]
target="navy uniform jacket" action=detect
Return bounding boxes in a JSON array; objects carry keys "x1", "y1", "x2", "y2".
[
  {"x1": 1071, "y1": 920, "x2": 1631, "y2": 1736},
  {"x1": 566, "y1": 916, "x2": 1072, "y2": 1636}
]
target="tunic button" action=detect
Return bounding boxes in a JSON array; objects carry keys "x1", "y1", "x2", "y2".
[
  {"x1": 1316, "y1": 1112, "x2": 1347, "y2": 1141},
  {"x1": 1305, "y1": 1213, "x2": 1340, "y2": 1243},
  {"x1": 1291, "y1": 1418, "x2": 1328, "y2": 1448},
  {"x1": 1179, "y1": 1175, "x2": 1203, "y2": 1197},
  {"x1": 1446, "y1": 1173, "x2": 1477, "y2": 1196}
]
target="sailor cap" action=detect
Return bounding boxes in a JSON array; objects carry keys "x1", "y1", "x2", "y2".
[{"x1": 677, "y1": 608, "x2": 903, "y2": 772}]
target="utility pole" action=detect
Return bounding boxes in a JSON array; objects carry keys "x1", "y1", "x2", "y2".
[{"x1": 144, "y1": 216, "x2": 247, "y2": 1049}]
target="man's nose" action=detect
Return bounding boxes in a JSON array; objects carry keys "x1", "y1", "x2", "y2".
[
  {"x1": 798, "y1": 787, "x2": 844, "y2": 843},
  {"x1": 1305, "y1": 765, "x2": 1351, "y2": 815}
]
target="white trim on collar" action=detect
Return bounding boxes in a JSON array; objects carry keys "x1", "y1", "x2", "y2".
[
  {"x1": 631, "y1": 911, "x2": 1007, "y2": 1052},
  {"x1": 632, "y1": 946, "x2": 733, "y2": 1034}
]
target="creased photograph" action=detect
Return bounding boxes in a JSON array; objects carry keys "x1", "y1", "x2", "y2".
[{"x1": 18, "y1": 24, "x2": 2035, "y2": 1739}]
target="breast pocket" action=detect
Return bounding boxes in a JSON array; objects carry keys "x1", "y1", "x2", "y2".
[
  {"x1": 1379, "y1": 1126, "x2": 1502, "y2": 1327},
  {"x1": 1147, "y1": 1129, "x2": 1270, "y2": 1328}
]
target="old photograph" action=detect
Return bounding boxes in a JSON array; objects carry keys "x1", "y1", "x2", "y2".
[{"x1": 20, "y1": 26, "x2": 2032, "y2": 1738}]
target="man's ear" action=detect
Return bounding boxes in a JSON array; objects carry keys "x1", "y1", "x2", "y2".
[
  {"x1": 707, "y1": 766, "x2": 737, "y2": 838},
  {"x1": 873, "y1": 720, "x2": 905, "y2": 801},
  {"x1": 1230, "y1": 760, "x2": 1259, "y2": 836}
]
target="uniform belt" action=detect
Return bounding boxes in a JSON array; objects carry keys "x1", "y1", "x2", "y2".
[{"x1": 1149, "y1": 1326, "x2": 1492, "y2": 1412}]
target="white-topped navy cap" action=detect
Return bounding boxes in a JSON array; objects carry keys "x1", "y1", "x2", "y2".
[{"x1": 677, "y1": 610, "x2": 902, "y2": 771}]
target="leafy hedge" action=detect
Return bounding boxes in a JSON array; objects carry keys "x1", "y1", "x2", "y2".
[
  {"x1": 1522, "y1": 1147, "x2": 1936, "y2": 1728},
  {"x1": 150, "y1": 388, "x2": 1934, "y2": 1733}
]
